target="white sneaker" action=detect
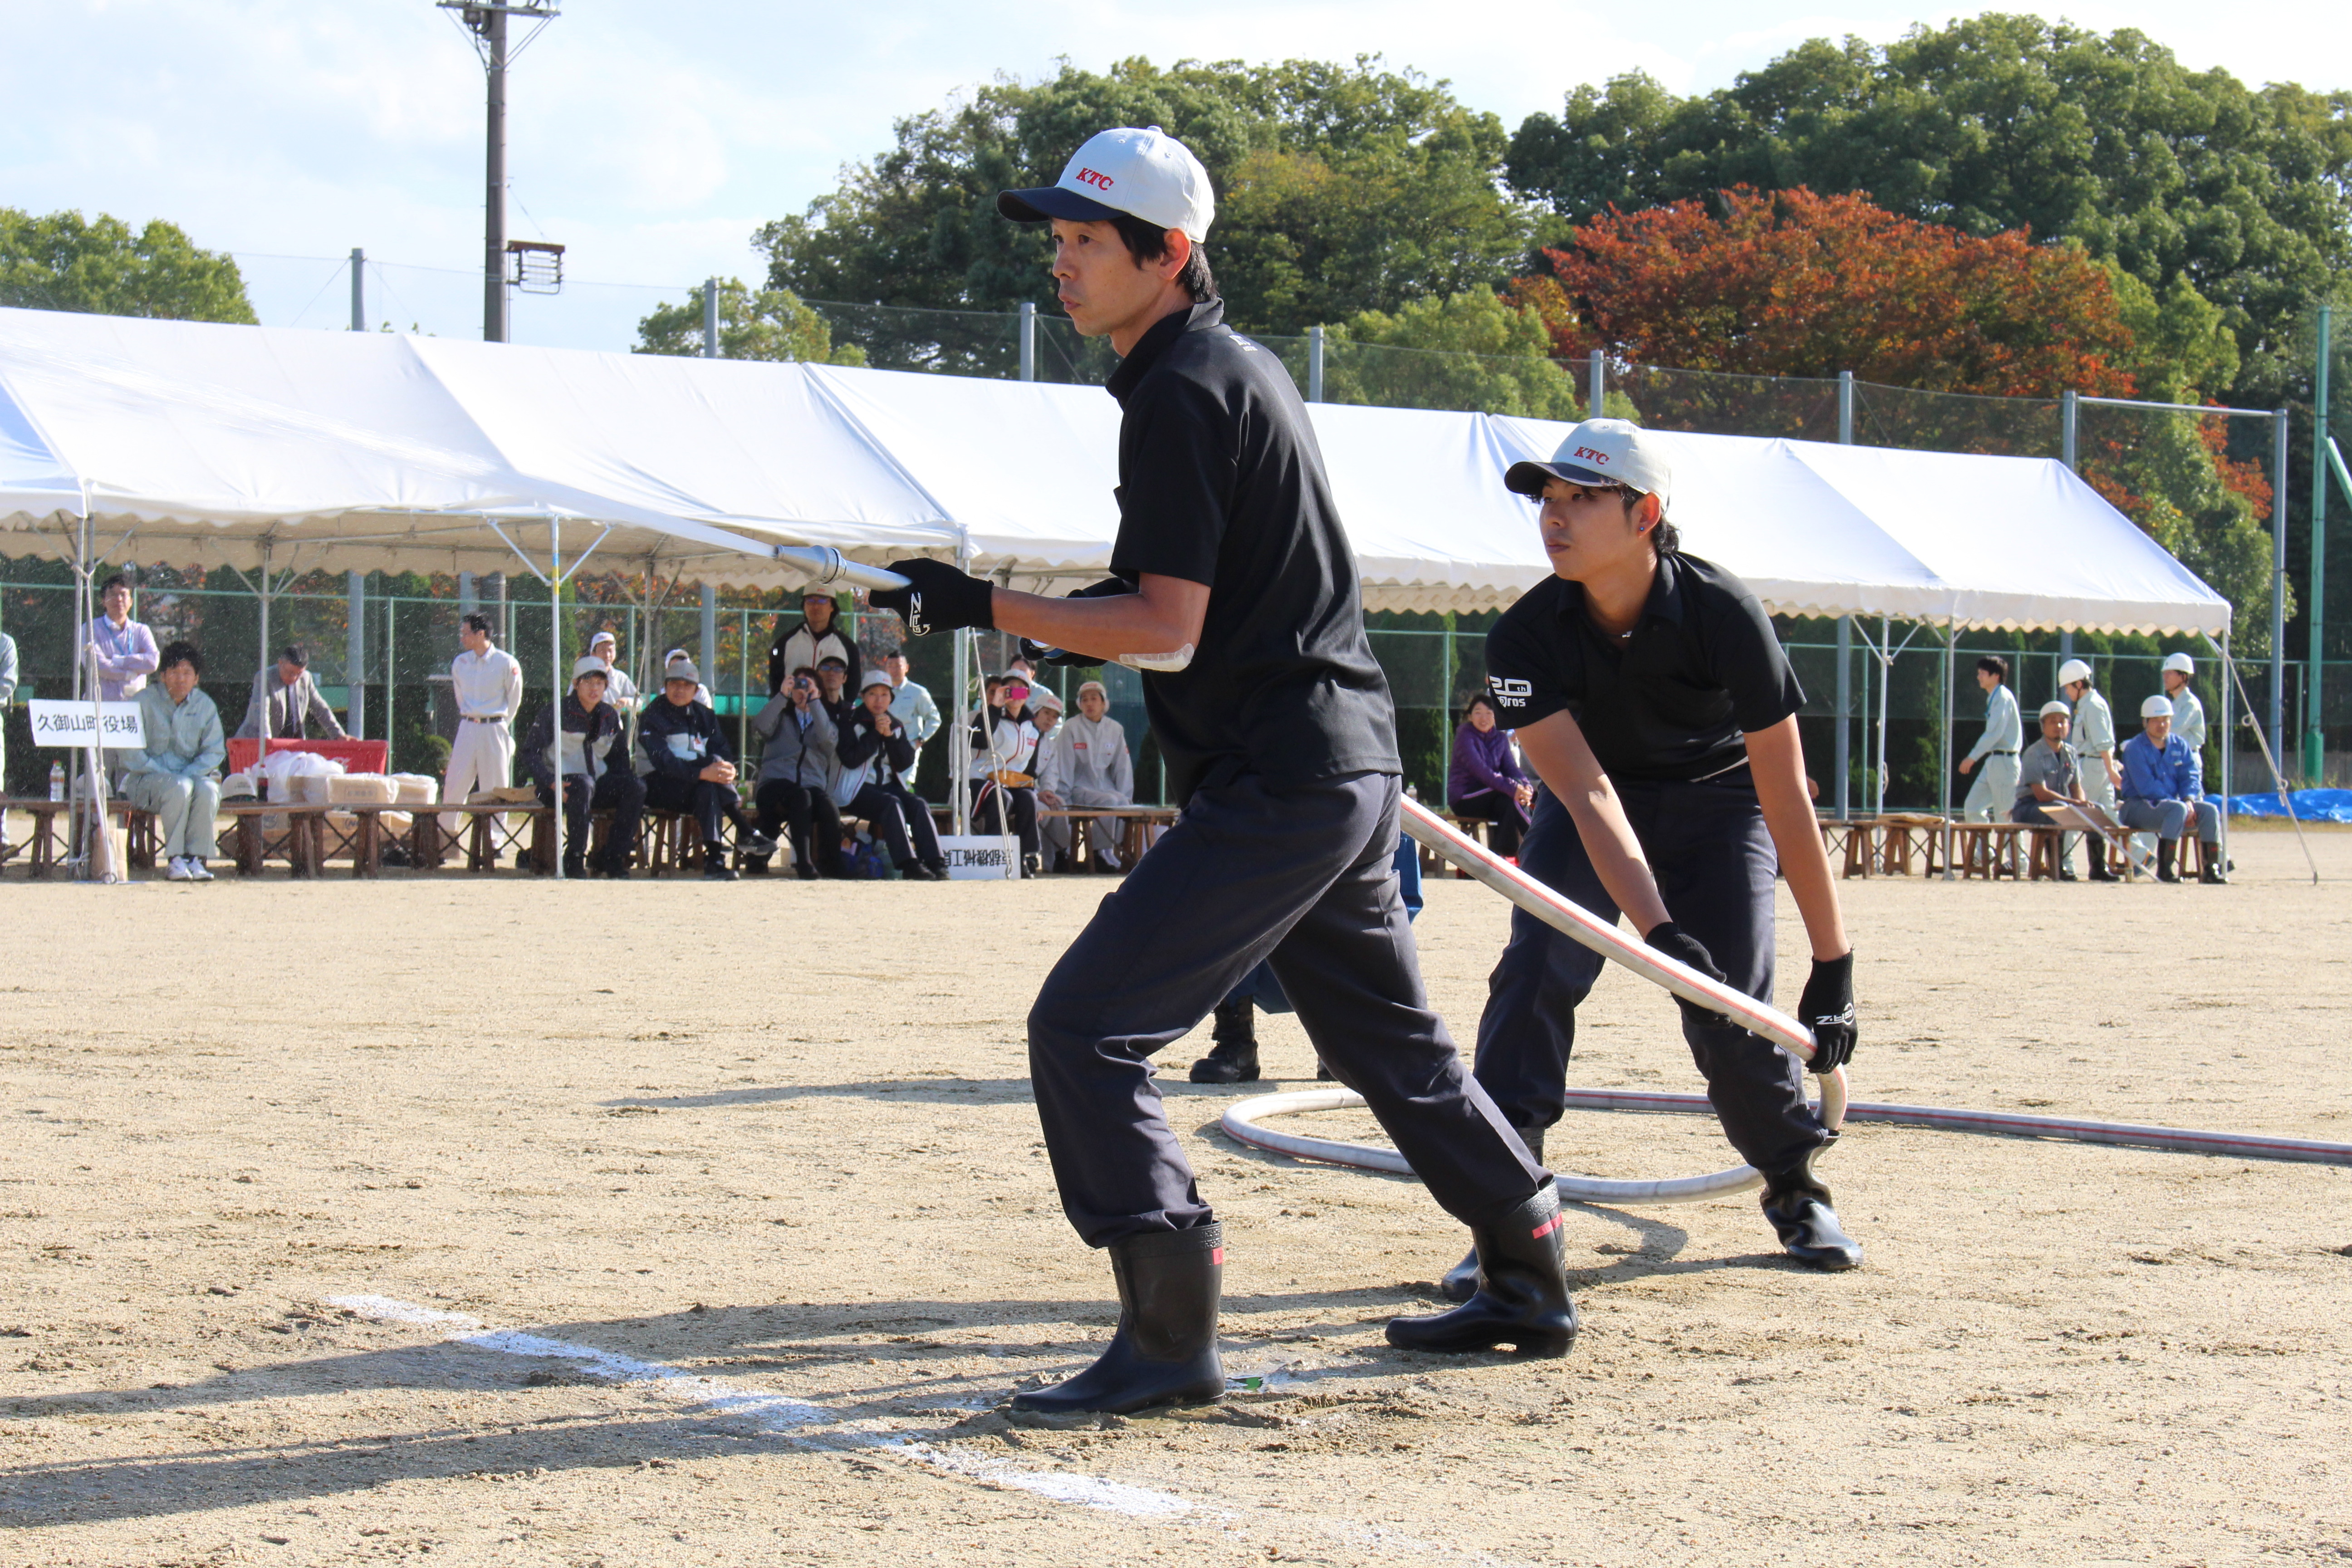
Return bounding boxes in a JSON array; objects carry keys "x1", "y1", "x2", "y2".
[
  {"x1": 165, "y1": 857, "x2": 192, "y2": 882},
  {"x1": 188, "y1": 859, "x2": 215, "y2": 881}
]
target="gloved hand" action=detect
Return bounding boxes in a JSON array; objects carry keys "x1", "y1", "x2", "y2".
[
  {"x1": 1643, "y1": 921, "x2": 1730, "y2": 1032},
  {"x1": 872, "y1": 559, "x2": 995, "y2": 637},
  {"x1": 1796, "y1": 952, "x2": 1857, "y2": 1073},
  {"x1": 1019, "y1": 577, "x2": 1137, "y2": 666}
]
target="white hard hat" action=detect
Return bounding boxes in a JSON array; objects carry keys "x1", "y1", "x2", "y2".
[
  {"x1": 2141, "y1": 695, "x2": 2174, "y2": 719},
  {"x1": 2057, "y1": 658, "x2": 2092, "y2": 687},
  {"x1": 2038, "y1": 700, "x2": 2072, "y2": 720},
  {"x1": 2162, "y1": 652, "x2": 2195, "y2": 676}
]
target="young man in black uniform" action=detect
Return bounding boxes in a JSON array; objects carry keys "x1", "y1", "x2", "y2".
[
  {"x1": 1440, "y1": 419, "x2": 1862, "y2": 1300},
  {"x1": 874, "y1": 126, "x2": 1572, "y2": 1415}
]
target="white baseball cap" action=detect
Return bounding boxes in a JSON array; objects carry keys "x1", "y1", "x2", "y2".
[
  {"x1": 2058, "y1": 658, "x2": 2092, "y2": 687},
  {"x1": 1030, "y1": 687, "x2": 1065, "y2": 713},
  {"x1": 589, "y1": 630, "x2": 617, "y2": 649},
  {"x1": 664, "y1": 661, "x2": 701, "y2": 686},
  {"x1": 860, "y1": 668, "x2": 894, "y2": 694},
  {"x1": 2141, "y1": 695, "x2": 2174, "y2": 719},
  {"x1": 2038, "y1": 700, "x2": 2072, "y2": 720},
  {"x1": 1504, "y1": 418, "x2": 1673, "y2": 512},
  {"x1": 571, "y1": 655, "x2": 612, "y2": 681},
  {"x1": 2162, "y1": 652, "x2": 2195, "y2": 676},
  {"x1": 998, "y1": 127, "x2": 1215, "y2": 242}
]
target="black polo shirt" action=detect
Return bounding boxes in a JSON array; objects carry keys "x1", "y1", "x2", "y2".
[
  {"x1": 1483, "y1": 551, "x2": 1803, "y2": 783},
  {"x1": 1105, "y1": 299, "x2": 1398, "y2": 802}
]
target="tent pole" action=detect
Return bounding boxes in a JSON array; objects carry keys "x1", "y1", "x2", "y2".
[
  {"x1": 550, "y1": 518, "x2": 564, "y2": 880},
  {"x1": 1877, "y1": 616, "x2": 1890, "y2": 816},
  {"x1": 1835, "y1": 615, "x2": 1852, "y2": 820},
  {"x1": 2271, "y1": 409, "x2": 2288, "y2": 762},
  {"x1": 2218, "y1": 628, "x2": 2233, "y2": 872},
  {"x1": 1939, "y1": 623, "x2": 1955, "y2": 877},
  {"x1": 951, "y1": 533, "x2": 972, "y2": 837}
]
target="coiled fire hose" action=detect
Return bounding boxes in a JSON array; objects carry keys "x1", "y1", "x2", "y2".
[{"x1": 1217, "y1": 799, "x2": 2352, "y2": 1203}]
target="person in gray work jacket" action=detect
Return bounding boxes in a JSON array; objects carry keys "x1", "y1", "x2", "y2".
[
  {"x1": 750, "y1": 663, "x2": 848, "y2": 879},
  {"x1": 1957, "y1": 655, "x2": 2021, "y2": 823},
  {"x1": 2161, "y1": 652, "x2": 2207, "y2": 756},
  {"x1": 2010, "y1": 700, "x2": 2090, "y2": 880},
  {"x1": 522, "y1": 656, "x2": 643, "y2": 879},
  {"x1": 873, "y1": 125, "x2": 1567, "y2": 1416}
]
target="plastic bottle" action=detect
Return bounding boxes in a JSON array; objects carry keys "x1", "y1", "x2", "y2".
[{"x1": 49, "y1": 762, "x2": 64, "y2": 802}]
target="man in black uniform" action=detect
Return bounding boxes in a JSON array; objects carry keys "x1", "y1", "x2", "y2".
[
  {"x1": 1440, "y1": 419, "x2": 1862, "y2": 1300},
  {"x1": 874, "y1": 126, "x2": 1572, "y2": 1415}
]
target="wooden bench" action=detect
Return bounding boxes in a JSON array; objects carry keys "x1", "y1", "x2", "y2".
[
  {"x1": 211, "y1": 801, "x2": 329, "y2": 877},
  {"x1": 1414, "y1": 812, "x2": 1492, "y2": 878},
  {"x1": 1036, "y1": 804, "x2": 1177, "y2": 871},
  {"x1": 1, "y1": 799, "x2": 71, "y2": 878},
  {"x1": 1951, "y1": 821, "x2": 2035, "y2": 881},
  {"x1": 1833, "y1": 814, "x2": 1950, "y2": 878}
]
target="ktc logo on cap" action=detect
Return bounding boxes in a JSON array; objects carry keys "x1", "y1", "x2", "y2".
[
  {"x1": 1574, "y1": 447, "x2": 1611, "y2": 464},
  {"x1": 1074, "y1": 167, "x2": 1115, "y2": 190}
]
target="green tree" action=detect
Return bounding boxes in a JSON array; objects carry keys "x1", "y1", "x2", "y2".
[
  {"x1": 1504, "y1": 17, "x2": 2352, "y2": 383},
  {"x1": 1321, "y1": 291, "x2": 1583, "y2": 418},
  {"x1": 753, "y1": 56, "x2": 1537, "y2": 367},
  {"x1": 0, "y1": 208, "x2": 255, "y2": 322},
  {"x1": 633, "y1": 279, "x2": 867, "y2": 364}
]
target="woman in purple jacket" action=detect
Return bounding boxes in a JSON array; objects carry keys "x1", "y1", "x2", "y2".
[{"x1": 1448, "y1": 692, "x2": 1535, "y2": 856}]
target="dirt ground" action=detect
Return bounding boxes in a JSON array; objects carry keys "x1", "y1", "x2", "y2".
[{"x1": 0, "y1": 824, "x2": 2346, "y2": 1567}]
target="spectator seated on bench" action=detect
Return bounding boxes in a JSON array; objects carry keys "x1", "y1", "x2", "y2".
[
  {"x1": 750, "y1": 665, "x2": 850, "y2": 880},
  {"x1": 2120, "y1": 695, "x2": 2226, "y2": 886},
  {"x1": 835, "y1": 668, "x2": 946, "y2": 880},
  {"x1": 1039, "y1": 681, "x2": 1137, "y2": 873},
  {"x1": 2009, "y1": 700, "x2": 2095, "y2": 882},
  {"x1": 121, "y1": 640, "x2": 225, "y2": 883},
  {"x1": 639, "y1": 662, "x2": 773, "y2": 881},
  {"x1": 1447, "y1": 692, "x2": 1534, "y2": 857},
  {"x1": 523, "y1": 656, "x2": 644, "y2": 879}
]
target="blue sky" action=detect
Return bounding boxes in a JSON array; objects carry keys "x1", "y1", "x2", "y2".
[{"x1": 5, "y1": 0, "x2": 2345, "y2": 353}]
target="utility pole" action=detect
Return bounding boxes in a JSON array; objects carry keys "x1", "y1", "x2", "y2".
[
  {"x1": 703, "y1": 278, "x2": 722, "y2": 358},
  {"x1": 350, "y1": 248, "x2": 366, "y2": 331},
  {"x1": 440, "y1": 2, "x2": 559, "y2": 344},
  {"x1": 2309, "y1": 304, "x2": 2331, "y2": 782}
]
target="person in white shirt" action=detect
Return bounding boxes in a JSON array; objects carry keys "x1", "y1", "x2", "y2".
[
  {"x1": 2161, "y1": 652, "x2": 2207, "y2": 755},
  {"x1": 441, "y1": 612, "x2": 524, "y2": 829},
  {"x1": 970, "y1": 674, "x2": 1043, "y2": 875},
  {"x1": 1955, "y1": 655, "x2": 2022, "y2": 823},
  {"x1": 880, "y1": 650, "x2": 941, "y2": 750},
  {"x1": 589, "y1": 630, "x2": 641, "y2": 715},
  {"x1": 1039, "y1": 679, "x2": 1136, "y2": 872}
]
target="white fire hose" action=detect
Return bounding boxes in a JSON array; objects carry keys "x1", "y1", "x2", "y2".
[{"x1": 1218, "y1": 799, "x2": 2352, "y2": 1203}]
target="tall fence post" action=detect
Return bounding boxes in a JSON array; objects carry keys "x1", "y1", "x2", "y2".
[
  {"x1": 2061, "y1": 389, "x2": 2078, "y2": 471},
  {"x1": 350, "y1": 249, "x2": 366, "y2": 333},
  {"x1": 702, "y1": 278, "x2": 721, "y2": 358},
  {"x1": 346, "y1": 571, "x2": 367, "y2": 740},
  {"x1": 1835, "y1": 615, "x2": 1852, "y2": 820},
  {"x1": 1587, "y1": 350, "x2": 1604, "y2": 421},
  {"x1": 2272, "y1": 408, "x2": 2289, "y2": 760},
  {"x1": 2308, "y1": 303, "x2": 2332, "y2": 782},
  {"x1": 701, "y1": 581, "x2": 718, "y2": 681},
  {"x1": 1838, "y1": 370, "x2": 1854, "y2": 445},
  {"x1": 1019, "y1": 302, "x2": 1036, "y2": 382},
  {"x1": 1308, "y1": 326, "x2": 1325, "y2": 403}
]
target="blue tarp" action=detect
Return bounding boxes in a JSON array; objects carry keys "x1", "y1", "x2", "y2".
[{"x1": 2225, "y1": 789, "x2": 2352, "y2": 822}]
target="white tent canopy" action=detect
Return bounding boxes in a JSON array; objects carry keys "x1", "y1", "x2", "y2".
[{"x1": 0, "y1": 307, "x2": 2230, "y2": 637}]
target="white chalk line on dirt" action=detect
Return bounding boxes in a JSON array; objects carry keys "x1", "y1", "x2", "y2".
[
  {"x1": 326, "y1": 1293, "x2": 1541, "y2": 1563},
  {"x1": 325, "y1": 1294, "x2": 1192, "y2": 1520}
]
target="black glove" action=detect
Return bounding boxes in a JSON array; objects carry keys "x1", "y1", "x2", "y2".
[
  {"x1": 1644, "y1": 921, "x2": 1730, "y2": 1032},
  {"x1": 1019, "y1": 577, "x2": 1137, "y2": 666},
  {"x1": 1796, "y1": 952, "x2": 1857, "y2": 1073},
  {"x1": 871, "y1": 558, "x2": 995, "y2": 637}
]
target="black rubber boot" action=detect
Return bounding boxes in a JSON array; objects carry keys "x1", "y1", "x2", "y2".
[
  {"x1": 1759, "y1": 1148, "x2": 1862, "y2": 1270},
  {"x1": 1188, "y1": 1000, "x2": 1260, "y2": 1084},
  {"x1": 1441, "y1": 1127, "x2": 1544, "y2": 1303},
  {"x1": 2086, "y1": 850, "x2": 2118, "y2": 882},
  {"x1": 2199, "y1": 845, "x2": 2228, "y2": 884},
  {"x1": 2156, "y1": 839, "x2": 2180, "y2": 883},
  {"x1": 1010, "y1": 1225, "x2": 1224, "y2": 1415},
  {"x1": 1388, "y1": 1186, "x2": 1578, "y2": 1357}
]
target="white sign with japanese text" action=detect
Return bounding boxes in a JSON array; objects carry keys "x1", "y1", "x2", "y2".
[
  {"x1": 936, "y1": 835, "x2": 1017, "y2": 880},
  {"x1": 29, "y1": 700, "x2": 147, "y2": 750}
]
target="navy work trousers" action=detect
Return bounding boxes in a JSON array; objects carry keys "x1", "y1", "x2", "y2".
[
  {"x1": 1472, "y1": 780, "x2": 1829, "y2": 1177},
  {"x1": 1029, "y1": 772, "x2": 1547, "y2": 1248}
]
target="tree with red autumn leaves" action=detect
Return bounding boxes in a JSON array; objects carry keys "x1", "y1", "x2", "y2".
[{"x1": 1515, "y1": 186, "x2": 2136, "y2": 399}]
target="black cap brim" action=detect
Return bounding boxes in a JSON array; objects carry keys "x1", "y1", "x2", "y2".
[
  {"x1": 1503, "y1": 459, "x2": 1619, "y2": 497},
  {"x1": 998, "y1": 186, "x2": 1126, "y2": 225}
]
